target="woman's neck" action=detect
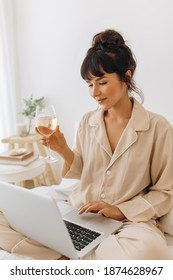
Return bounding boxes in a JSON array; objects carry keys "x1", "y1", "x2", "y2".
[{"x1": 104, "y1": 97, "x2": 133, "y2": 122}]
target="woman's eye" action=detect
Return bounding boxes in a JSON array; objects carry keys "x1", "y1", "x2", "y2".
[
  {"x1": 88, "y1": 84, "x2": 93, "y2": 88},
  {"x1": 99, "y1": 82, "x2": 107, "y2": 85}
]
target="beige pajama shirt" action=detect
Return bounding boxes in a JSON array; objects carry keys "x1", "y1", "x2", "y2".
[
  {"x1": 63, "y1": 99, "x2": 173, "y2": 259},
  {"x1": 0, "y1": 99, "x2": 173, "y2": 259}
]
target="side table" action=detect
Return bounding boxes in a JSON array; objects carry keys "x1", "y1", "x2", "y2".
[
  {"x1": 1, "y1": 134, "x2": 58, "y2": 186},
  {"x1": 0, "y1": 160, "x2": 46, "y2": 187}
]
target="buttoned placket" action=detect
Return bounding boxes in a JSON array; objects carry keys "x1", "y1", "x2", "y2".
[{"x1": 98, "y1": 167, "x2": 112, "y2": 200}]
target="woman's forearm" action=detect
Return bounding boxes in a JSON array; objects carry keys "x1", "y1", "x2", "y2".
[{"x1": 59, "y1": 145, "x2": 74, "y2": 168}]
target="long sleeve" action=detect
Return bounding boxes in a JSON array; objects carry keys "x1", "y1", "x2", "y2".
[
  {"x1": 62, "y1": 121, "x2": 83, "y2": 179},
  {"x1": 117, "y1": 122, "x2": 173, "y2": 222}
]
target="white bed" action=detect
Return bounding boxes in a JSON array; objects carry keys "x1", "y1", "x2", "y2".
[{"x1": 0, "y1": 179, "x2": 173, "y2": 260}]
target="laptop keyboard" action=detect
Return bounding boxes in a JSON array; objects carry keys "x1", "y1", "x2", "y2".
[{"x1": 64, "y1": 220, "x2": 101, "y2": 251}]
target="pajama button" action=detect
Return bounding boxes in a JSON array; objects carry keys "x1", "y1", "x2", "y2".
[
  {"x1": 100, "y1": 193, "x2": 106, "y2": 199},
  {"x1": 106, "y1": 170, "x2": 111, "y2": 175}
]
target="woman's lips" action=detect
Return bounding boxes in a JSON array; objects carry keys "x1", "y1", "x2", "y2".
[{"x1": 97, "y1": 98, "x2": 107, "y2": 103}]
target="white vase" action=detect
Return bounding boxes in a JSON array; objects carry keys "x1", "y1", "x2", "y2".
[{"x1": 24, "y1": 116, "x2": 34, "y2": 136}]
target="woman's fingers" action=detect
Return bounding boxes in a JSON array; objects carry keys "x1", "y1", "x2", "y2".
[
  {"x1": 78, "y1": 200, "x2": 105, "y2": 214},
  {"x1": 78, "y1": 200, "x2": 125, "y2": 220},
  {"x1": 35, "y1": 125, "x2": 59, "y2": 146}
]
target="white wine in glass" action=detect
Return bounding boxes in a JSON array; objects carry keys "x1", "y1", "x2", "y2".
[{"x1": 35, "y1": 104, "x2": 58, "y2": 162}]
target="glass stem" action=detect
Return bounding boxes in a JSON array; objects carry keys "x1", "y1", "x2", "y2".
[{"x1": 46, "y1": 137, "x2": 51, "y2": 158}]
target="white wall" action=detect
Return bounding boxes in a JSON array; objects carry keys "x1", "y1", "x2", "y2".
[{"x1": 13, "y1": 0, "x2": 173, "y2": 147}]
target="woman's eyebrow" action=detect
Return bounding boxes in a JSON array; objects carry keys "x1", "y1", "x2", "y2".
[{"x1": 86, "y1": 76, "x2": 106, "y2": 83}]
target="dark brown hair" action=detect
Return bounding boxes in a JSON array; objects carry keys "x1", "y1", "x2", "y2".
[{"x1": 81, "y1": 29, "x2": 143, "y2": 102}]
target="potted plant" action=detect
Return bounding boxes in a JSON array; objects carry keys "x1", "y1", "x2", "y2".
[{"x1": 20, "y1": 95, "x2": 45, "y2": 136}]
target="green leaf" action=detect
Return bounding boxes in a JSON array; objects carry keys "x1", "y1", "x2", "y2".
[{"x1": 19, "y1": 95, "x2": 45, "y2": 117}]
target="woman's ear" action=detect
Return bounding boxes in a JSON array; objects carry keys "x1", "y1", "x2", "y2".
[{"x1": 125, "y1": 70, "x2": 132, "y2": 79}]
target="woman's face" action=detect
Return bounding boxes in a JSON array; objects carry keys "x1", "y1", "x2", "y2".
[{"x1": 86, "y1": 72, "x2": 128, "y2": 111}]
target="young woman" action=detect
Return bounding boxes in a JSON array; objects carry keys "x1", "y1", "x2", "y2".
[{"x1": 0, "y1": 29, "x2": 173, "y2": 259}]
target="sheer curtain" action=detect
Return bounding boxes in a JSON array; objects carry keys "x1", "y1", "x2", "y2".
[{"x1": 0, "y1": 0, "x2": 17, "y2": 150}]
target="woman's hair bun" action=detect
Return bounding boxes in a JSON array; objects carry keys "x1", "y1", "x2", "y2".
[{"x1": 92, "y1": 29, "x2": 125, "y2": 51}]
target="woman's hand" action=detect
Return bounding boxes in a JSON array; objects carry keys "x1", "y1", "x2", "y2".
[
  {"x1": 36, "y1": 126, "x2": 74, "y2": 166},
  {"x1": 36, "y1": 125, "x2": 67, "y2": 154},
  {"x1": 78, "y1": 200, "x2": 126, "y2": 221}
]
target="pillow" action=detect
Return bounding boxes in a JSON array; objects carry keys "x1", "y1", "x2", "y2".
[{"x1": 159, "y1": 207, "x2": 173, "y2": 236}]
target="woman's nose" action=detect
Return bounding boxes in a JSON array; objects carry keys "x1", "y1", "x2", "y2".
[{"x1": 90, "y1": 85, "x2": 100, "y2": 98}]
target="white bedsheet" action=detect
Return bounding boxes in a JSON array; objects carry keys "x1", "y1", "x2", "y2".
[{"x1": 0, "y1": 250, "x2": 31, "y2": 260}]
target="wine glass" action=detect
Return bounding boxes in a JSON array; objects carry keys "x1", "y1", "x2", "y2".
[{"x1": 35, "y1": 103, "x2": 58, "y2": 162}]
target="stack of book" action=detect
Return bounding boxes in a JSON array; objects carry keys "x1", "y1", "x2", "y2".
[{"x1": 0, "y1": 149, "x2": 38, "y2": 166}]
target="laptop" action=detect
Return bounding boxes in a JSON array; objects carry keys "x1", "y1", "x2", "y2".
[{"x1": 0, "y1": 181, "x2": 122, "y2": 259}]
